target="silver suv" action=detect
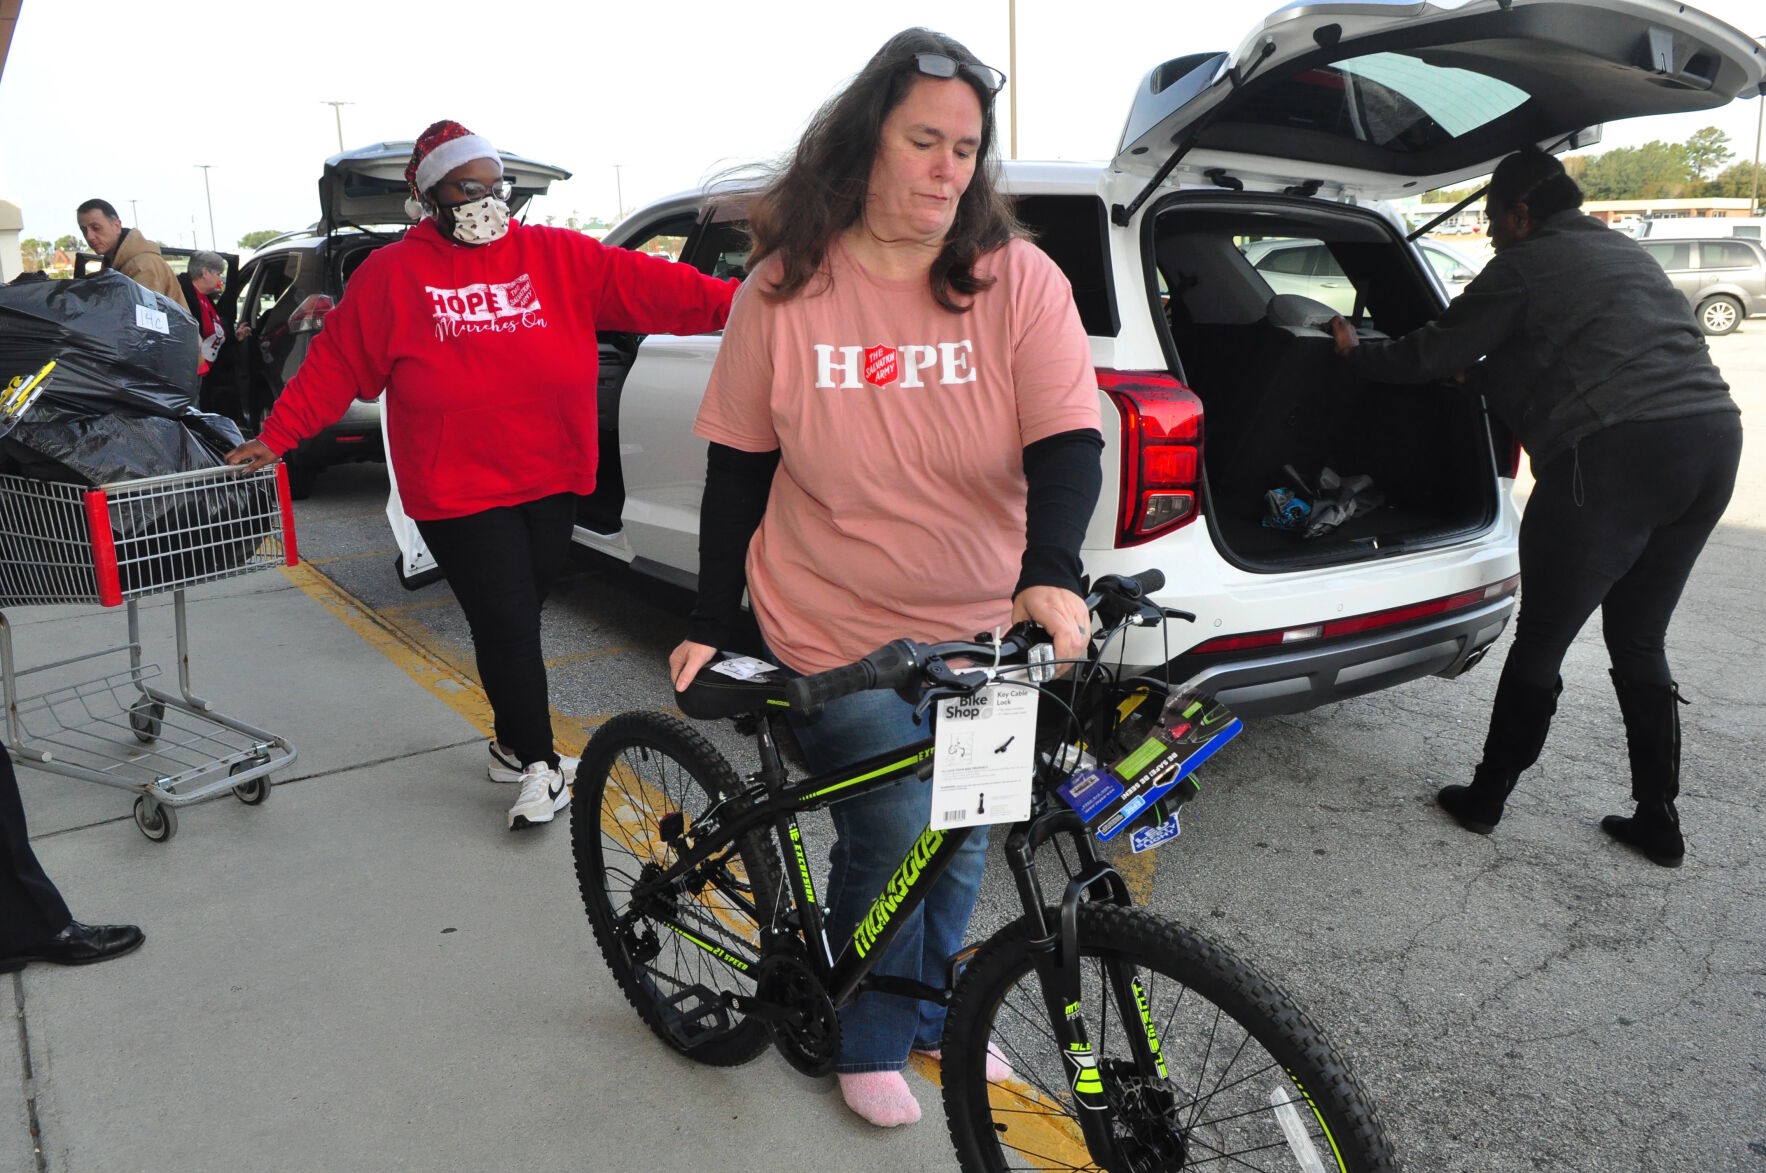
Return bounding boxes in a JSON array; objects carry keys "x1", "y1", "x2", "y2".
[
  {"x1": 1639, "y1": 237, "x2": 1766, "y2": 335},
  {"x1": 576, "y1": 0, "x2": 1761, "y2": 717}
]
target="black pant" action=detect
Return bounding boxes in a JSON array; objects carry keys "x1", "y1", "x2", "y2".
[
  {"x1": 0, "y1": 744, "x2": 72, "y2": 952},
  {"x1": 415, "y1": 494, "x2": 578, "y2": 768},
  {"x1": 1506, "y1": 412, "x2": 1742, "y2": 690}
]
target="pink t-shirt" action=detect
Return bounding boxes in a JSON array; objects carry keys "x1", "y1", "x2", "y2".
[{"x1": 694, "y1": 236, "x2": 1100, "y2": 675}]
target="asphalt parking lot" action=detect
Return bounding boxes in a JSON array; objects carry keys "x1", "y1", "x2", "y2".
[{"x1": 12, "y1": 330, "x2": 1762, "y2": 1172}]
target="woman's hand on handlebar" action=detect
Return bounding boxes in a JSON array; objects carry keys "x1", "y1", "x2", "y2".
[
  {"x1": 669, "y1": 640, "x2": 719, "y2": 692},
  {"x1": 1012, "y1": 585, "x2": 1091, "y2": 669},
  {"x1": 225, "y1": 439, "x2": 278, "y2": 471}
]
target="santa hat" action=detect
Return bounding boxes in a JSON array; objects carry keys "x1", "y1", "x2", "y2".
[{"x1": 404, "y1": 120, "x2": 498, "y2": 220}]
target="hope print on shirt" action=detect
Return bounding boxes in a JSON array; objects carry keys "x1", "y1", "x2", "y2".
[
  {"x1": 813, "y1": 340, "x2": 978, "y2": 389},
  {"x1": 425, "y1": 273, "x2": 548, "y2": 341}
]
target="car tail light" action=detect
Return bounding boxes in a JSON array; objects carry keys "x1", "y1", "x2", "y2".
[
  {"x1": 1098, "y1": 369, "x2": 1204, "y2": 548},
  {"x1": 1188, "y1": 575, "x2": 1521, "y2": 655},
  {"x1": 1498, "y1": 436, "x2": 1523, "y2": 479},
  {"x1": 289, "y1": 294, "x2": 335, "y2": 336}
]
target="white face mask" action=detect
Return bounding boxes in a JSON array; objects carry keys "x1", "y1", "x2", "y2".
[{"x1": 448, "y1": 195, "x2": 510, "y2": 245}]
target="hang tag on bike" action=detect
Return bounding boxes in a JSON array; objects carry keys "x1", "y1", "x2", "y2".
[{"x1": 930, "y1": 683, "x2": 1037, "y2": 830}]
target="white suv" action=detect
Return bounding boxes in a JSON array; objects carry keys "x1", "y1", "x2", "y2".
[{"x1": 571, "y1": 0, "x2": 1761, "y2": 717}]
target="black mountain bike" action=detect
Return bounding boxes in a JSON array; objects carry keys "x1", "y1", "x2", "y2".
[{"x1": 571, "y1": 572, "x2": 1397, "y2": 1171}]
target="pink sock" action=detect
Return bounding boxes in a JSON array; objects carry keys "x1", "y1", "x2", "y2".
[
  {"x1": 912, "y1": 1042, "x2": 1013, "y2": 1083},
  {"x1": 837, "y1": 1071, "x2": 922, "y2": 1127}
]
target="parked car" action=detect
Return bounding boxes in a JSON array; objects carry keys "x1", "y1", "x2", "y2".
[
  {"x1": 577, "y1": 0, "x2": 1760, "y2": 717},
  {"x1": 209, "y1": 142, "x2": 570, "y2": 497},
  {"x1": 1639, "y1": 236, "x2": 1766, "y2": 335},
  {"x1": 1636, "y1": 216, "x2": 1765, "y2": 241},
  {"x1": 1243, "y1": 237, "x2": 1485, "y2": 313}
]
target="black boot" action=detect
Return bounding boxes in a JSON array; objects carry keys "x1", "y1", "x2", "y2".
[
  {"x1": 1437, "y1": 670, "x2": 1561, "y2": 835},
  {"x1": 1600, "y1": 673, "x2": 1686, "y2": 868}
]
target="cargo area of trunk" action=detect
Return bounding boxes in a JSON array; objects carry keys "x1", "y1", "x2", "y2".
[{"x1": 1152, "y1": 199, "x2": 1498, "y2": 571}]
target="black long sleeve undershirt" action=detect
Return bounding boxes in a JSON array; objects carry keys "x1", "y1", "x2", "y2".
[
  {"x1": 685, "y1": 443, "x2": 779, "y2": 652},
  {"x1": 1017, "y1": 428, "x2": 1104, "y2": 597}
]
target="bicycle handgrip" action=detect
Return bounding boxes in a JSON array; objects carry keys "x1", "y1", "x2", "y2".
[
  {"x1": 785, "y1": 640, "x2": 920, "y2": 715},
  {"x1": 1131, "y1": 568, "x2": 1165, "y2": 595}
]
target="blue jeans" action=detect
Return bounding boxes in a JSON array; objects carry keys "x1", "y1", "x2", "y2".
[{"x1": 789, "y1": 688, "x2": 990, "y2": 1074}]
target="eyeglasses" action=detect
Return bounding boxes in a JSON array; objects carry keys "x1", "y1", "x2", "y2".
[
  {"x1": 441, "y1": 177, "x2": 515, "y2": 202},
  {"x1": 913, "y1": 52, "x2": 1006, "y2": 94}
]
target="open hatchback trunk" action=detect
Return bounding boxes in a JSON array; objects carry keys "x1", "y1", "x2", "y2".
[
  {"x1": 317, "y1": 142, "x2": 572, "y2": 233},
  {"x1": 1118, "y1": 0, "x2": 1763, "y2": 570}
]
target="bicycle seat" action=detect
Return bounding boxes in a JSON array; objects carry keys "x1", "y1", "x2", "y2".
[{"x1": 675, "y1": 654, "x2": 795, "y2": 720}]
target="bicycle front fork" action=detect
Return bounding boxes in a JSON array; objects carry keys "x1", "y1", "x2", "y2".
[{"x1": 1003, "y1": 809, "x2": 1170, "y2": 1169}]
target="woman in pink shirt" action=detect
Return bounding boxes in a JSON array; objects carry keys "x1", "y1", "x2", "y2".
[{"x1": 668, "y1": 28, "x2": 1102, "y2": 1128}]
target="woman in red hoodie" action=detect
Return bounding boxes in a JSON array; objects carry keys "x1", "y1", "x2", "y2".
[{"x1": 228, "y1": 121, "x2": 736, "y2": 831}]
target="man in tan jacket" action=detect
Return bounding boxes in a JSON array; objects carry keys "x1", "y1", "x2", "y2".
[{"x1": 75, "y1": 199, "x2": 190, "y2": 314}]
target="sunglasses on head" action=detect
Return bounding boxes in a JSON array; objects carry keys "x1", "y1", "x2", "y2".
[{"x1": 913, "y1": 52, "x2": 1006, "y2": 94}]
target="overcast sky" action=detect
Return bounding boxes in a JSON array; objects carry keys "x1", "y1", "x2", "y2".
[{"x1": 1, "y1": 0, "x2": 1761, "y2": 250}]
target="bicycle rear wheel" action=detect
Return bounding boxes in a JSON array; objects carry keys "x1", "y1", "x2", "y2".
[
  {"x1": 943, "y1": 903, "x2": 1397, "y2": 1172},
  {"x1": 571, "y1": 711, "x2": 783, "y2": 1066}
]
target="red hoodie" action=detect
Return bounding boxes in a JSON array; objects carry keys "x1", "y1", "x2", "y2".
[{"x1": 257, "y1": 217, "x2": 735, "y2": 520}]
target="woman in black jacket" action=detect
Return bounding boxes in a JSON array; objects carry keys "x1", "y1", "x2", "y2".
[{"x1": 1331, "y1": 148, "x2": 1742, "y2": 868}]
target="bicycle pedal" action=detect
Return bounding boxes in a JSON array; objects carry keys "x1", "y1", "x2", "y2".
[{"x1": 655, "y1": 983, "x2": 738, "y2": 1050}]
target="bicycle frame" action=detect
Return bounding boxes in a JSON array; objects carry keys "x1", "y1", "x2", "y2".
[{"x1": 622, "y1": 710, "x2": 1173, "y2": 1167}]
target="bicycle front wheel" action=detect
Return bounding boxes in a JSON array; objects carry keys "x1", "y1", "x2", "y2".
[
  {"x1": 571, "y1": 711, "x2": 782, "y2": 1067},
  {"x1": 943, "y1": 903, "x2": 1397, "y2": 1172}
]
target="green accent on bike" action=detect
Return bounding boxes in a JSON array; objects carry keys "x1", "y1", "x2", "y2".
[
  {"x1": 1064, "y1": 1000, "x2": 1080, "y2": 1018},
  {"x1": 800, "y1": 748, "x2": 933, "y2": 801},
  {"x1": 1184, "y1": 699, "x2": 1203, "y2": 720},
  {"x1": 1066, "y1": 1041, "x2": 1105, "y2": 1099},
  {"x1": 1113, "y1": 734, "x2": 1167, "y2": 781},
  {"x1": 853, "y1": 825, "x2": 945, "y2": 958},
  {"x1": 766, "y1": 698, "x2": 789, "y2": 707},
  {"x1": 788, "y1": 823, "x2": 816, "y2": 904},
  {"x1": 1131, "y1": 978, "x2": 1168, "y2": 1080},
  {"x1": 663, "y1": 923, "x2": 752, "y2": 975},
  {"x1": 1286, "y1": 1071, "x2": 1350, "y2": 1171}
]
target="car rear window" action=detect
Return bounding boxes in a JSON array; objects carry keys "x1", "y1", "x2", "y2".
[
  {"x1": 1236, "y1": 51, "x2": 1529, "y2": 154},
  {"x1": 1701, "y1": 241, "x2": 1758, "y2": 269},
  {"x1": 1015, "y1": 194, "x2": 1118, "y2": 338}
]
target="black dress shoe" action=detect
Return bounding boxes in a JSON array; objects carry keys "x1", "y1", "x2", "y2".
[{"x1": 0, "y1": 922, "x2": 145, "y2": 973}]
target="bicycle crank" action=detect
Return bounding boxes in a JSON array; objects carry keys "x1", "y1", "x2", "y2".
[{"x1": 747, "y1": 950, "x2": 840, "y2": 1077}]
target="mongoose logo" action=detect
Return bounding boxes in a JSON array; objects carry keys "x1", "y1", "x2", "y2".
[{"x1": 852, "y1": 826, "x2": 945, "y2": 957}]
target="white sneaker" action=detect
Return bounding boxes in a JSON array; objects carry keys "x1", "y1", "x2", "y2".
[
  {"x1": 489, "y1": 742, "x2": 577, "y2": 785},
  {"x1": 507, "y1": 762, "x2": 569, "y2": 830}
]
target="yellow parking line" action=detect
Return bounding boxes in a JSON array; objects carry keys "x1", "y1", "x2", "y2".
[
  {"x1": 282, "y1": 561, "x2": 613, "y2": 756},
  {"x1": 302, "y1": 548, "x2": 398, "y2": 567}
]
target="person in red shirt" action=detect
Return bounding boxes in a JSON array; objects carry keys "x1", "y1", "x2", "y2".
[
  {"x1": 229, "y1": 120, "x2": 737, "y2": 831},
  {"x1": 177, "y1": 251, "x2": 229, "y2": 379}
]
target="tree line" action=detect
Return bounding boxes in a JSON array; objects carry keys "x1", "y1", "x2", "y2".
[{"x1": 1425, "y1": 126, "x2": 1760, "y2": 205}]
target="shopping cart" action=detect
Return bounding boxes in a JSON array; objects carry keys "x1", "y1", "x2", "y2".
[{"x1": 0, "y1": 463, "x2": 300, "y2": 843}]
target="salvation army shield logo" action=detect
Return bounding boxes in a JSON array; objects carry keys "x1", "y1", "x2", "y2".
[{"x1": 863, "y1": 344, "x2": 898, "y2": 387}]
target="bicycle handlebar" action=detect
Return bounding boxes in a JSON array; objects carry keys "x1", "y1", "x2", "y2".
[{"x1": 783, "y1": 570, "x2": 1171, "y2": 715}]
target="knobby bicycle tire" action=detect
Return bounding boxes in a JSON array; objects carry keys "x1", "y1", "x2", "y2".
[
  {"x1": 943, "y1": 903, "x2": 1398, "y2": 1172},
  {"x1": 571, "y1": 711, "x2": 784, "y2": 1067}
]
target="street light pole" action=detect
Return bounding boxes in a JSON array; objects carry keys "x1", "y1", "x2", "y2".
[
  {"x1": 1751, "y1": 82, "x2": 1763, "y2": 217},
  {"x1": 613, "y1": 164, "x2": 624, "y2": 220},
  {"x1": 194, "y1": 165, "x2": 216, "y2": 250},
  {"x1": 1008, "y1": 0, "x2": 1018, "y2": 160},
  {"x1": 321, "y1": 100, "x2": 353, "y2": 152},
  {"x1": 128, "y1": 199, "x2": 139, "y2": 227}
]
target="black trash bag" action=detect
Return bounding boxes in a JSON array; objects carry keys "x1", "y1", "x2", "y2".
[
  {"x1": 0, "y1": 406, "x2": 272, "y2": 599},
  {"x1": 0, "y1": 270, "x2": 199, "y2": 420}
]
